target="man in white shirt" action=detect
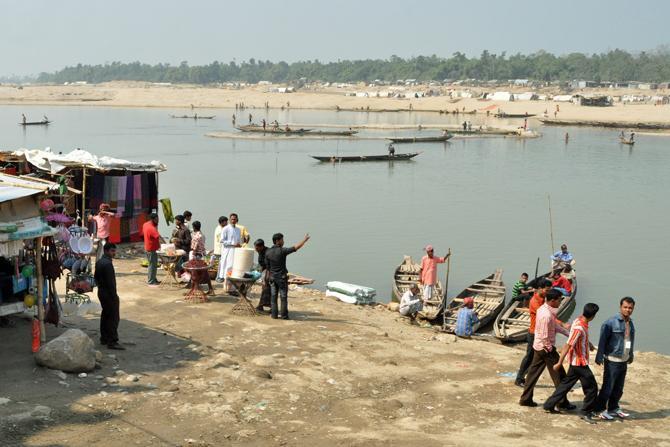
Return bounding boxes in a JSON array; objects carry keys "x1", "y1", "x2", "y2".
[
  {"x1": 217, "y1": 213, "x2": 241, "y2": 292},
  {"x1": 399, "y1": 284, "x2": 423, "y2": 319},
  {"x1": 212, "y1": 216, "x2": 228, "y2": 262}
]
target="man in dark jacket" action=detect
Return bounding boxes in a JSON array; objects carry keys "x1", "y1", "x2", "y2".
[
  {"x1": 94, "y1": 243, "x2": 124, "y2": 350},
  {"x1": 254, "y1": 239, "x2": 271, "y2": 312},
  {"x1": 594, "y1": 296, "x2": 636, "y2": 420},
  {"x1": 171, "y1": 214, "x2": 191, "y2": 271},
  {"x1": 265, "y1": 232, "x2": 310, "y2": 319}
]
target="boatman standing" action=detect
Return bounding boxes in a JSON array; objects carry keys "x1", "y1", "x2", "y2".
[
  {"x1": 388, "y1": 143, "x2": 395, "y2": 157},
  {"x1": 419, "y1": 245, "x2": 449, "y2": 302}
]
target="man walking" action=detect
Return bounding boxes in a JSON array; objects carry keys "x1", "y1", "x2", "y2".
[
  {"x1": 515, "y1": 278, "x2": 552, "y2": 387},
  {"x1": 519, "y1": 289, "x2": 575, "y2": 409},
  {"x1": 419, "y1": 245, "x2": 449, "y2": 302},
  {"x1": 94, "y1": 243, "x2": 124, "y2": 350},
  {"x1": 142, "y1": 213, "x2": 162, "y2": 285},
  {"x1": 595, "y1": 297, "x2": 636, "y2": 420},
  {"x1": 544, "y1": 303, "x2": 600, "y2": 423},
  {"x1": 265, "y1": 233, "x2": 310, "y2": 319}
]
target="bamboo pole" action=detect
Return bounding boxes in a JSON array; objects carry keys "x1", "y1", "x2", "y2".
[
  {"x1": 81, "y1": 168, "x2": 87, "y2": 223},
  {"x1": 35, "y1": 237, "x2": 46, "y2": 343},
  {"x1": 441, "y1": 248, "x2": 452, "y2": 331},
  {"x1": 548, "y1": 194, "x2": 555, "y2": 254}
]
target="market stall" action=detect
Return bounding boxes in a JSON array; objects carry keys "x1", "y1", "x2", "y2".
[{"x1": 0, "y1": 148, "x2": 166, "y2": 244}]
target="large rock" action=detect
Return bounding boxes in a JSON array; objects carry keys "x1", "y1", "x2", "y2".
[{"x1": 35, "y1": 329, "x2": 96, "y2": 372}]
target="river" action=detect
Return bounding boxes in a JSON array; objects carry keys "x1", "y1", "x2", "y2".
[{"x1": 2, "y1": 105, "x2": 668, "y2": 354}]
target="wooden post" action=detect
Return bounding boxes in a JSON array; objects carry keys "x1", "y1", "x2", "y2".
[
  {"x1": 441, "y1": 248, "x2": 452, "y2": 331},
  {"x1": 81, "y1": 168, "x2": 87, "y2": 223},
  {"x1": 35, "y1": 237, "x2": 46, "y2": 342}
]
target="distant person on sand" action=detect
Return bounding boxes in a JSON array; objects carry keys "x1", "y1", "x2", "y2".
[
  {"x1": 454, "y1": 297, "x2": 479, "y2": 337},
  {"x1": 462, "y1": 121, "x2": 467, "y2": 131},
  {"x1": 419, "y1": 245, "x2": 449, "y2": 301},
  {"x1": 519, "y1": 289, "x2": 574, "y2": 409},
  {"x1": 399, "y1": 284, "x2": 423, "y2": 319},
  {"x1": 543, "y1": 303, "x2": 600, "y2": 424},
  {"x1": 265, "y1": 232, "x2": 310, "y2": 319},
  {"x1": 594, "y1": 297, "x2": 636, "y2": 421}
]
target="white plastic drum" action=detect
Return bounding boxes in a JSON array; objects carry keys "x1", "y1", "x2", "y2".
[{"x1": 231, "y1": 248, "x2": 255, "y2": 278}]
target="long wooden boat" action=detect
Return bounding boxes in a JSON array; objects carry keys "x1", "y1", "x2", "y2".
[
  {"x1": 443, "y1": 269, "x2": 506, "y2": 333},
  {"x1": 389, "y1": 134, "x2": 453, "y2": 143},
  {"x1": 309, "y1": 130, "x2": 358, "y2": 136},
  {"x1": 619, "y1": 138, "x2": 635, "y2": 145},
  {"x1": 311, "y1": 153, "x2": 419, "y2": 162},
  {"x1": 493, "y1": 272, "x2": 577, "y2": 343},
  {"x1": 170, "y1": 114, "x2": 215, "y2": 119},
  {"x1": 19, "y1": 121, "x2": 51, "y2": 126},
  {"x1": 392, "y1": 256, "x2": 443, "y2": 319},
  {"x1": 494, "y1": 113, "x2": 536, "y2": 118},
  {"x1": 236, "y1": 125, "x2": 312, "y2": 134}
]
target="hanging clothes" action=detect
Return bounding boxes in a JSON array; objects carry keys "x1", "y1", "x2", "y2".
[{"x1": 160, "y1": 198, "x2": 174, "y2": 226}]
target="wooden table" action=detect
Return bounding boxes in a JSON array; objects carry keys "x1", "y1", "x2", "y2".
[
  {"x1": 227, "y1": 276, "x2": 258, "y2": 316},
  {"x1": 157, "y1": 253, "x2": 182, "y2": 289}
]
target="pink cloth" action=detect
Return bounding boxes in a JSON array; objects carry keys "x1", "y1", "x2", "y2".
[
  {"x1": 533, "y1": 303, "x2": 569, "y2": 351},
  {"x1": 93, "y1": 213, "x2": 111, "y2": 239},
  {"x1": 420, "y1": 255, "x2": 445, "y2": 285}
]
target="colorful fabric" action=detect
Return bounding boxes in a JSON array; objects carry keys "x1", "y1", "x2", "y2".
[
  {"x1": 528, "y1": 292, "x2": 544, "y2": 334},
  {"x1": 552, "y1": 276, "x2": 572, "y2": 293},
  {"x1": 92, "y1": 213, "x2": 111, "y2": 239},
  {"x1": 420, "y1": 255, "x2": 445, "y2": 286},
  {"x1": 160, "y1": 198, "x2": 174, "y2": 226},
  {"x1": 533, "y1": 303, "x2": 569, "y2": 351},
  {"x1": 191, "y1": 231, "x2": 205, "y2": 256},
  {"x1": 567, "y1": 316, "x2": 590, "y2": 366}
]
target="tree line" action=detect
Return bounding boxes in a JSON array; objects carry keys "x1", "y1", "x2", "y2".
[{"x1": 35, "y1": 49, "x2": 670, "y2": 85}]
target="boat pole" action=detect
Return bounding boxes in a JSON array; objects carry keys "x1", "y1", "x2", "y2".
[
  {"x1": 534, "y1": 256, "x2": 540, "y2": 280},
  {"x1": 81, "y1": 167, "x2": 87, "y2": 225},
  {"x1": 441, "y1": 248, "x2": 452, "y2": 331},
  {"x1": 548, "y1": 194, "x2": 555, "y2": 254},
  {"x1": 35, "y1": 237, "x2": 45, "y2": 343}
]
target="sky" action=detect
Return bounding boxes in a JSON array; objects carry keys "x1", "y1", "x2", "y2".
[{"x1": 2, "y1": 0, "x2": 669, "y2": 76}]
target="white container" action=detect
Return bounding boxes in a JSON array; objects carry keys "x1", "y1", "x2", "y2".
[{"x1": 231, "y1": 247, "x2": 254, "y2": 278}]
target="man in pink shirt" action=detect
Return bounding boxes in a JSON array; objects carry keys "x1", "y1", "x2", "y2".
[
  {"x1": 520, "y1": 289, "x2": 575, "y2": 409},
  {"x1": 89, "y1": 203, "x2": 114, "y2": 260},
  {"x1": 419, "y1": 245, "x2": 450, "y2": 302}
]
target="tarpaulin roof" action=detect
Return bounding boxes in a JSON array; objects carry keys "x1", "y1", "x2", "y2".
[
  {"x1": 0, "y1": 173, "x2": 58, "y2": 202},
  {"x1": 2, "y1": 148, "x2": 167, "y2": 174}
]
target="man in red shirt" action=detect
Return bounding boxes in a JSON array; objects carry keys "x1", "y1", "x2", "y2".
[
  {"x1": 551, "y1": 270, "x2": 572, "y2": 295},
  {"x1": 142, "y1": 213, "x2": 162, "y2": 286},
  {"x1": 515, "y1": 278, "x2": 552, "y2": 387},
  {"x1": 544, "y1": 303, "x2": 600, "y2": 423}
]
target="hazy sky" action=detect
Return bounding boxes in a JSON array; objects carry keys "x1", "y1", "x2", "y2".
[{"x1": 2, "y1": 0, "x2": 668, "y2": 75}]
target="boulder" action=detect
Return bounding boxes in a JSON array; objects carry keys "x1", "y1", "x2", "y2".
[{"x1": 35, "y1": 329, "x2": 96, "y2": 372}]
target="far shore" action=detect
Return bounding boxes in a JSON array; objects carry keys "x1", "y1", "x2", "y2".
[{"x1": 2, "y1": 82, "x2": 670, "y2": 130}]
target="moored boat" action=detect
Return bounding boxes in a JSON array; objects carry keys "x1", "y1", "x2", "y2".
[
  {"x1": 389, "y1": 134, "x2": 453, "y2": 143},
  {"x1": 311, "y1": 153, "x2": 419, "y2": 162},
  {"x1": 494, "y1": 113, "x2": 536, "y2": 118},
  {"x1": 19, "y1": 121, "x2": 51, "y2": 126},
  {"x1": 493, "y1": 272, "x2": 577, "y2": 343},
  {"x1": 443, "y1": 269, "x2": 506, "y2": 333},
  {"x1": 308, "y1": 130, "x2": 359, "y2": 136},
  {"x1": 170, "y1": 114, "x2": 215, "y2": 119},
  {"x1": 236, "y1": 124, "x2": 312, "y2": 134},
  {"x1": 392, "y1": 256, "x2": 443, "y2": 319}
]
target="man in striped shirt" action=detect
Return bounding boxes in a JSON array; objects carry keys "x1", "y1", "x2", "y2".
[
  {"x1": 520, "y1": 289, "x2": 574, "y2": 409},
  {"x1": 543, "y1": 303, "x2": 600, "y2": 423}
]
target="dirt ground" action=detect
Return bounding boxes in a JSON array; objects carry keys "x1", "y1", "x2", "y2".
[{"x1": 1, "y1": 253, "x2": 669, "y2": 447}]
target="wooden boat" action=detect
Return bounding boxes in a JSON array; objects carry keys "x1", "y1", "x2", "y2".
[
  {"x1": 494, "y1": 113, "x2": 536, "y2": 118},
  {"x1": 392, "y1": 256, "x2": 443, "y2": 319},
  {"x1": 493, "y1": 272, "x2": 577, "y2": 343},
  {"x1": 389, "y1": 134, "x2": 453, "y2": 143},
  {"x1": 619, "y1": 138, "x2": 635, "y2": 145},
  {"x1": 311, "y1": 153, "x2": 419, "y2": 162},
  {"x1": 308, "y1": 130, "x2": 358, "y2": 136},
  {"x1": 443, "y1": 269, "x2": 506, "y2": 333},
  {"x1": 170, "y1": 114, "x2": 215, "y2": 119},
  {"x1": 236, "y1": 125, "x2": 312, "y2": 134},
  {"x1": 19, "y1": 121, "x2": 51, "y2": 126}
]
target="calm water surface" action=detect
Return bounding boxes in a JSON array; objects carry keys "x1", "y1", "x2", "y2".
[{"x1": 2, "y1": 105, "x2": 668, "y2": 354}]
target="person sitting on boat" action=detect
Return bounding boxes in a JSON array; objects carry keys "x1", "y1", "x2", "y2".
[
  {"x1": 272, "y1": 120, "x2": 279, "y2": 130},
  {"x1": 388, "y1": 143, "x2": 395, "y2": 157},
  {"x1": 551, "y1": 244, "x2": 575, "y2": 270},
  {"x1": 419, "y1": 245, "x2": 449, "y2": 302},
  {"x1": 285, "y1": 124, "x2": 291, "y2": 132},
  {"x1": 551, "y1": 269, "x2": 572, "y2": 296},
  {"x1": 562, "y1": 264, "x2": 576, "y2": 281},
  {"x1": 512, "y1": 272, "x2": 534, "y2": 306},
  {"x1": 630, "y1": 132, "x2": 635, "y2": 142},
  {"x1": 454, "y1": 297, "x2": 479, "y2": 338},
  {"x1": 398, "y1": 284, "x2": 423, "y2": 320}
]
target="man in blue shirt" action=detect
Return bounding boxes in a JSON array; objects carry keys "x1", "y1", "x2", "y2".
[
  {"x1": 455, "y1": 297, "x2": 479, "y2": 337},
  {"x1": 595, "y1": 296, "x2": 636, "y2": 420},
  {"x1": 551, "y1": 243, "x2": 574, "y2": 269}
]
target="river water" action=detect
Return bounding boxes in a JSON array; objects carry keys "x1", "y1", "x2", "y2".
[{"x1": 2, "y1": 105, "x2": 668, "y2": 354}]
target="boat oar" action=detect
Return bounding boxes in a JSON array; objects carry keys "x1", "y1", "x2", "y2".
[
  {"x1": 441, "y1": 248, "x2": 452, "y2": 331},
  {"x1": 534, "y1": 256, "x2": 540, "y2": 281}
]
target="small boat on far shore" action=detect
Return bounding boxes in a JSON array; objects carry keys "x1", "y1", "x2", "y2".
[
  {"x1": 443, "y1": 269, "x2": 506, "y2": 333},
  {"x1": 236, "y1": 125, "x2": 313, "y2": 134},
  {"x1": 494, "y1": 113, "x2": 536, "y2": 118},
  {"x1": 311, "y1": 152, "x2": 419, "y2": 162},
  {"x1": 619, "y1": 137, "x2": 635, "y2": 145},
  {"x1": 19, "y1": 120, "x2": 51, "y2": 126},
  {"x1": 170, "y1": 114, "x2": 215, "y2": 119},
  {"x1": 389, "y1": 134, "x2": 453, "y2": 143}
]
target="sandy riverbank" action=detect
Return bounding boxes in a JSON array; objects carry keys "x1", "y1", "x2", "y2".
[
  {"x1": 0, "y1": 250, "x2": 668, "y2": 446},
  {"x1": 2, "y1": 82, "x2": 670, "y2": 128}
]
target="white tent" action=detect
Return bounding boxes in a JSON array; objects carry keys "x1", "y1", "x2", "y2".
[
  {"x1": 552, "y1": 95, "x2": 574, "y2": 102},
  {"x1": 490, "y1": 92, "x2": 514, "y2": 101},
  {"x1": 514, "y1": 92, "x2": 538, "y2": 101}
]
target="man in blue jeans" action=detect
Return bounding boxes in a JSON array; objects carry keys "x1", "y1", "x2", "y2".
[
  {"x1": 265, "y1": 232, "x2": 310, "y2": 319},
  {"x1": 595, "y1": 296, "x2": 636, "y2": 420}
]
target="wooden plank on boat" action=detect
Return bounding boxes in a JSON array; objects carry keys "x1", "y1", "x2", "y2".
[{"x1": 472, "y1": 282, "x2": 505, "y2": 289}]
